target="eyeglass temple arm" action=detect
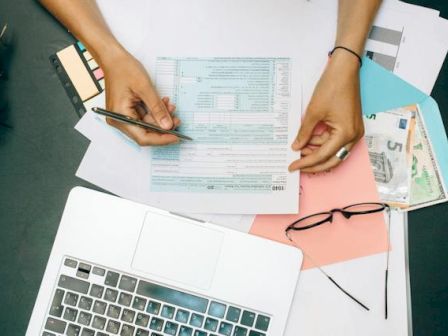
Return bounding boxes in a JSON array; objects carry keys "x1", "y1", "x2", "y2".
[
  {"x1": 327, "y1": 275, "x2": 370, "y2": 311},
  {"x1": 385, "y1": 269, "x2": 389, "y2": 319}
]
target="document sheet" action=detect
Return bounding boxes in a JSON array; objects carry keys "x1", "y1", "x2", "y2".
[
  {"x1": 77, "y1": 56, "x2": 301, "y2": 214},
  {"x1": 151, "y1": 57, "x2": 295, "y2": 195}
]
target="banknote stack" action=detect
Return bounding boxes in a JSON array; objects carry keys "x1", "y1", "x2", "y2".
[{"x1": 364, "y1": 105, "x2": 448, "y2": 211}]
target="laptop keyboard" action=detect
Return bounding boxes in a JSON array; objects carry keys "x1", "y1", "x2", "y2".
[{"x1": 41, "y1": 257, "x2": 271, "y2": 336}]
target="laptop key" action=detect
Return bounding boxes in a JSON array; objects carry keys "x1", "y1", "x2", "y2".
[
  {"x1": 120, "y1": 324, "x2": 135, "y2": 336},
  {"x1": 226, "y1": 307, "x2": 241, "y2": 323},
  {"x1": 136, "y1": 328, "x2": 149, "y2": 336},
  {"x1": 219, "y1": 321, "x2": 233, "y2": 336},
  {"x1": 59, "y1": 275, "x2": 89, "y2": 294},
  {"x1": 63, "y1": 307, "x2": 78, "y2": 322},
  {"x1": 135, "y1": 312, "x2": 150, "y2": 327},
  {"x1": 118, "y1": 292, "x2": 133, "y2": 307},
  {"x1": 92, "y1": 266, "x2": 105, "y2": 276},
  {"x1": 97, "y1": 333, "x2": 108, "y2": 336},
  {"x1": 175, "y1": 309, "x2": 190, "y2": 323},
  {"x1": 77, "y1": 263, "x2": 92, "y2": 279},
  {"x1": 248, "y1": 331, "x2": 265, "y2": 336},
  {"x1": 105, "y1": 271, "x2": 120, "y2": 287},
  {"x1": 132, "y1": 296, "x2": 147, "y2": 310},
  {"x1": 164, "y1": 321, "x2": 179, "y2": 335},
  {"x1": 189, "y1": 313, "x2": 204, "y2": 328},
  {"x1": 106, "y1": 320, "x2": 121, "y2": 334},
  {"x1": 49, "y1": 288, "x2": 65, "y2": 317},
  {"x1": 65, "y1": 292, "x2": 79, "y2": 307},
  {"x1": 92, "y1": 300, "x2": 107, "y2": 315},
  {"x1": 121, "y1": 308, "x2": 135, "y2": 323},
  {"x1": 233, "y1": 326, "x2": 248, "y2": 336},
  {"x1": 149, "y1": 317, "x2": 164, "y2": 331},
  {"x1": 64, "y1": 258, "x2": 78, "y2": 268},
  {"x1": 89, "y1": 284, "x2": 104, "y2": 298},
  {"x1": 161, "y1": 305, "x2": 175, "y2": 319},
  {"x1": 240, "y1": 311, "x2": 255, "y2": 327},
  {"x1": 79, "y1": 296, "x2": 93, "y2": 310},
  {"x1": 255, "y1": 315, "x2": 270, "y2": 331},
  {"x1": 92, "y1": 315, "x2": 106, "y2": 330},
  {"x1": 146, "y1": 301, "x2": 161, "y2": 315},
  {"x1": 179, "y1": 325, "x2": 193, "y2": 336},
  {"x1": 104, "y1": 288, "x2": 119, "y2": 302},
  {"x1": 78, "y1": 311, "x2": 92, "y2": 326},
  {"x1": 119, "y1": 275, "x2": 137, "y2": 292},
  {"x1": 66, "y1": 323, "x2": 81, "y2": 336},
  {"x1": 42, "y1": 332, "x2": 56, "y2": 336},
  {"x1": 137, "y1": 280, "x2": 208, "y2": 314},
  {"x1": 204, "y1": 317, "x2": 218, "y2": 332},
  {"x1": 107, "y1": 304, "x2": 121, "y2": 319},
  {"x1": 194, "y1": 331, "x2": 207, "y2": 336},
  {"x1": 208, "y1": 301, "x2": 226, "y2": 318},
  {"x1": 45, "y1": 317, "x2": 66, "y2": 333},
  {"x1": 80, "y1": 327, "x2": 95, "y2": 336}
]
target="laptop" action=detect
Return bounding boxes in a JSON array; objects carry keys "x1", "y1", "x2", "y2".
[{"x1": 27, "y1": 187, "x2": 302, "y2": 336}]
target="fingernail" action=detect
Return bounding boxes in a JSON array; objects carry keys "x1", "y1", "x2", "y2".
[{"x1": 160, "y1": 116, "x2": 172, "y2": 129}]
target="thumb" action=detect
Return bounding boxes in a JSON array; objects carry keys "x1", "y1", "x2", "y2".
[
  {"x1": 140, "y1": 83, "x2": 173, "y2": 130},
  {"x1": 292, "y1": 111, "x2": 320, "y2": 151}
]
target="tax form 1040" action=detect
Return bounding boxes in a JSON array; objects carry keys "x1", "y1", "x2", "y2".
[{"x1": 147, "y1": 57, "x2": 301, "y2": 214}]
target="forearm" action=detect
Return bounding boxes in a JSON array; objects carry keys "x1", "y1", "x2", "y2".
[
  {"x1": 336, "y1": 0, "x2": 382, "y2": 55},
  {"x1": 39, "y1": 0, "x2": 126, "y2": 67}
]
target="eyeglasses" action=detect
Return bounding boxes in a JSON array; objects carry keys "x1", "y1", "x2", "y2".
[{"x1": 285, "y1": 202, "x2": 391, "y2": 319}]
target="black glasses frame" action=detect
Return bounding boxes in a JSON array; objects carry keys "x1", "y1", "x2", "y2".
[
  {"x1": 285, "y1": 202, "x2": 391, "y2": 319},
  {"x1": 286, "y1": 202, "x2": 389, "y2": 232}
]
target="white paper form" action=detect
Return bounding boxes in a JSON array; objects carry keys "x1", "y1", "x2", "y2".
[
  {"x1": 147, "y1": 57, "x2": 298, "y2": 211},
  {"x1": 286, "y1": 211, "x2": 411, "y2": 336},
  {"x1": 79, "y1": 57, "x2": 301, "y2": 215}
]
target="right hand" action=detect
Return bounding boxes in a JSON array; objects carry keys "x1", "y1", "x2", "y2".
[{"x1": 101, "y1": 50, "x2": 181, "y2": 146}]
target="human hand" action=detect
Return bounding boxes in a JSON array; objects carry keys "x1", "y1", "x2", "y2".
[
  {"x1": 289, "y1": 51, "x2": 364, "y2": 173},
  {"x1": 102, "y1": 50, "x2": 180, "y2": 146}
]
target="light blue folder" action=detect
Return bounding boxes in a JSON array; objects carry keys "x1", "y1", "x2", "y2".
[{"x1": 360, "y1": 57, "x2": 448, "y2": 189}]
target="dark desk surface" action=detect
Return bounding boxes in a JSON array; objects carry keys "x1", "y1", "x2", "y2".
[{"x1": 1, "y1": 1, "x2": 447, "y2": 335}]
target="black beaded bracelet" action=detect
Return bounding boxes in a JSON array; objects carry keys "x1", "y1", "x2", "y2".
[{"x1": 328, "y1": 46, "x2": 363, "y2": 67}]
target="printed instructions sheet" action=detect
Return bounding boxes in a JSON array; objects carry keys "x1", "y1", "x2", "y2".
[{"x1": 148, "y1": 57, "x2": 300, "y2": 214}]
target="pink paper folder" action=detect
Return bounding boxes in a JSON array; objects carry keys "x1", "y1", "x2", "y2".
[{"x1": 250, "y1": 138, "x2": 388, "y2": 269}]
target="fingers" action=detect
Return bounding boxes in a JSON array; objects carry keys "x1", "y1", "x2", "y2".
[
  {"x1": 106, "y1": 96, "x2": 179, "y2": 146},
  {"x1": 292, "y1": 111, "x2": 320, "y2": 151},
  {"x1": 162, "y1": 97, "x2": 176, "y2": 114},
  {"x1": 300, "y1": 141, "x2": 356, "y2": 173},
  {"x1": 138, "y1": 83, "x2": 173, "y2": 130},
  {"x1": 142, "y1": 113, "x2": 181, "y2": 128},
  {"x1": 289, "y1": 130, "x2": 356, "y2": 172},
  {"x1": 106, "y1": 116, "x2": 179, "y2": 146},
  {"x1": 308, "y1": 131, "x2": 330, "y2": 146}
]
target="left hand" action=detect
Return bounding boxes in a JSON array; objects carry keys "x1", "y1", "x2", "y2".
[{"x1": 289, "y1": 50, "x2": 365, "y2": 173}]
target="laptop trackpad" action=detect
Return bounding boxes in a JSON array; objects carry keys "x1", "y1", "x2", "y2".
[{"x1": 132, "y1": 212, "x2": 224, "y2": 290}]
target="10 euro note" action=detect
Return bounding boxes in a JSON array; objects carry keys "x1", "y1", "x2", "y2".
[{"x1": 364, "y1": 106, "x2": 416, "y2": 208}]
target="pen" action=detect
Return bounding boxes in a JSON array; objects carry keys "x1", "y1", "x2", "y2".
[{"x1": 92, "y1": 107, "x2": 193, "y2": 141}]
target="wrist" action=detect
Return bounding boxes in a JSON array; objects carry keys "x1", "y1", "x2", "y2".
[
  {"x1": 83, "y1": 34, "x2": 129, "y2": 69},
  {"x1": 326, "y1": 49, "x2": 361, "y2": 77}
]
